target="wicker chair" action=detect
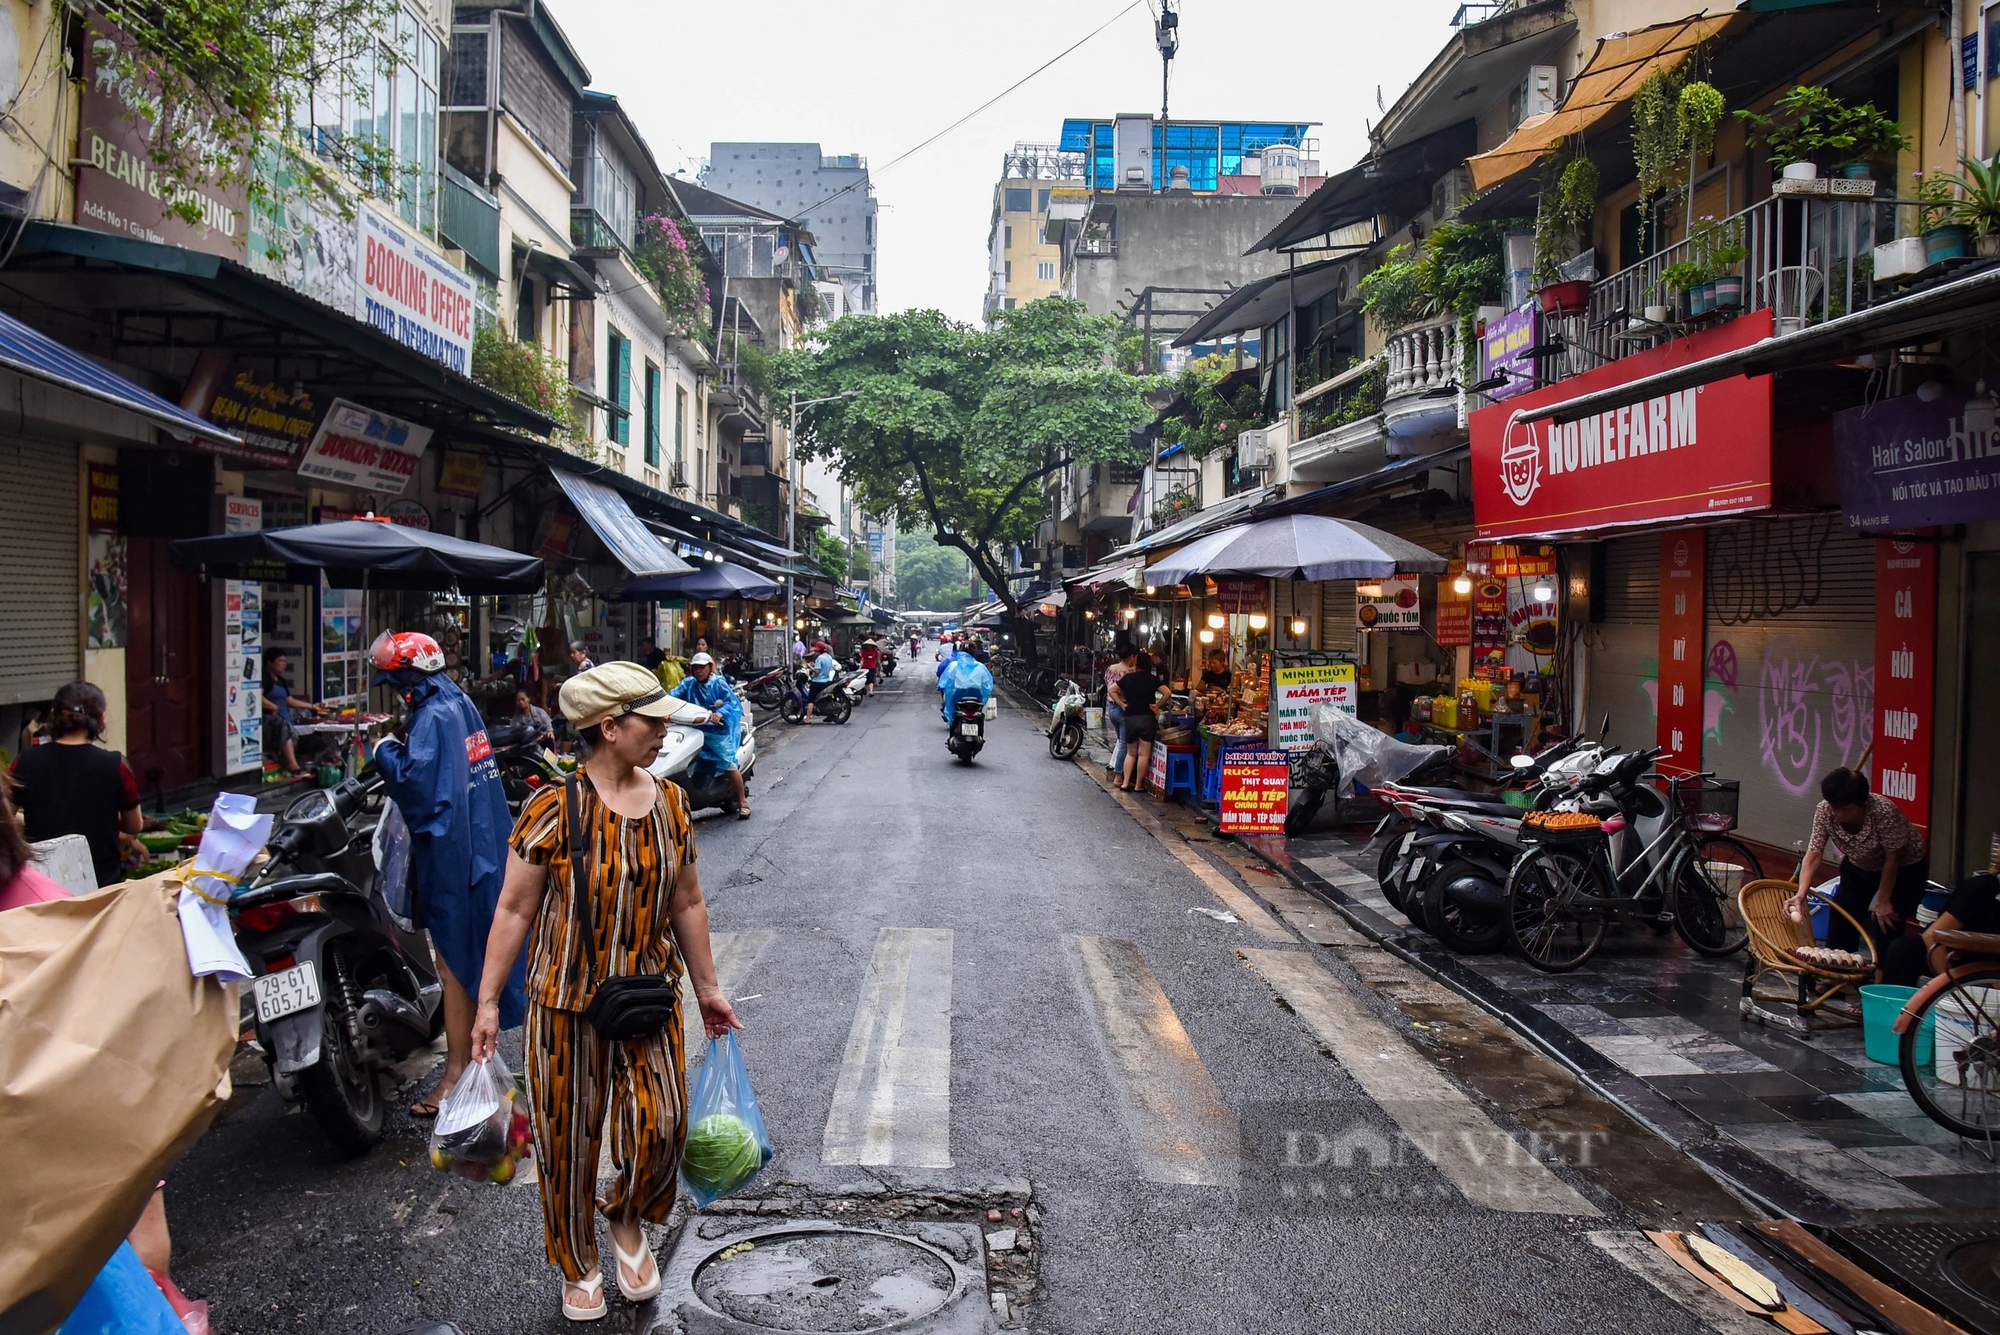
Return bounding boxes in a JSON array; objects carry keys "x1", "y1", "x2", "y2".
[{"x1": 1740, "y1": 879, "x2": 1876, "y2": 1033}]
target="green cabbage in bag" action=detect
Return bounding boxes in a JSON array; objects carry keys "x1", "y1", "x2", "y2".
[
  {"x1": 682, "y1": 1113, "x2": 763, "y2": 1197},
  {"x1": 680, "y1": 1033, "x2": 773, "y2": 1207}
]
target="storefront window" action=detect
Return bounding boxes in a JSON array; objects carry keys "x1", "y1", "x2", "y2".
[{"x1": 289, "y1": 2, "x2": 443, "y2": 237}]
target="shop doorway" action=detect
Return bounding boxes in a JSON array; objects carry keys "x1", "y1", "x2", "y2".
[
  {"x1": 1962, "y1": 552, "x2": 2000, "y2": 878},
  {"x1": 125, "y1": 534, "x2": 204, "y2": 794}
]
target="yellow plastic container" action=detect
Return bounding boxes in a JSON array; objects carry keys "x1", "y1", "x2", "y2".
[
  {"x1": 1433, "y1": 695, "x2": 1458, "y2": 729},
  {"x1": 1467, "y1": 679, "x2": 1495, "y2": 714}
]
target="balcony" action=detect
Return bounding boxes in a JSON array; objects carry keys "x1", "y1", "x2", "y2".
[
  {"x1": 1078, "y1": 463, "x2": 1138, "y2": 536},
  {"x1": 570, "y1": 206, "x2": 633, "y2": 260},
  {"x1": 1552, "y1": 193, "x2": 1910, "y2": 386},
  {"x1": 1381, "y1": 315, "x2": 1463, "y2": 446}
]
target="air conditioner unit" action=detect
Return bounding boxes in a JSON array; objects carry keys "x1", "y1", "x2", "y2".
[
  {"x1": 1518, "y1": 65, "x2": 1558, "y2": 123},
  {"x1": 1431, "y1": 166, "x2": 1474, "y2": 221},
  {"x1": 669, "y1": 463, "x2": 689, "y2": 491},
  {"x1": 1237, "y1": 425, "x2": 1274, "y2": 472}
]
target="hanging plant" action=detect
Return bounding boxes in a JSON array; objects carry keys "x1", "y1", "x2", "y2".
[
  {"x1": 1533, "y1": 150, "x2": 1598, "y2": 286},
  {"x1": 1359, "y1": 241, "x2": 1432, "y2": 334},
  {"x1": 1631, "y1": 68, "x2": 1686, "y2": 218},
  {"x1": 1677, "y1": 82, "x2": 1726, "y2": 161}
]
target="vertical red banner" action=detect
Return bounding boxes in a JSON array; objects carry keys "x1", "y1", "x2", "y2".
[
  {"x1": 1874, "y1": 539, "x2": 1937, "y2": 832},
  {"x1": 1657, "y1": 528, "x2": 1705, "y2": 773}
]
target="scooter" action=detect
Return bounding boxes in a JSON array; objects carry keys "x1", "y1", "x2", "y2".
[
  {"x1": 781, "y1": 667, "x2": 852, "y2": 725},
  {"x1": 489, "y1": 717, "x2": 565, "y2": 815},
  {"x1": 744, "y1": 665, "x2": 789, "y2": 712},
  {"x1": 646, "y1": 698, "x2": 757, "y2": 816},
  {"x1": 1046, "y1": 678, "x2": 1086, "y2": 760},
  {"x1": 946, "y1": 693, "x2": 987, "y2": 763},
  {"x1": 880, "y1": 647, "x2": 898, "y2": 677},
  {"x1": 230, "y1": 773, "x2": 442, "y2": 1156}
]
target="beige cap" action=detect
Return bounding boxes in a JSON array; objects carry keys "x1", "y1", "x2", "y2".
[{"x1": 559, "y1": 661, "x2": 676, "y2": 729}]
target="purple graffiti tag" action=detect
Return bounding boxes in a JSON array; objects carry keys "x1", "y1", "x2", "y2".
[
  {"x1": 1707, "y1": 640, "x2": 1738, "y2": 689},
  {"x1": 1754, "y1": 635, "x2": 1875, "y2": 798}
]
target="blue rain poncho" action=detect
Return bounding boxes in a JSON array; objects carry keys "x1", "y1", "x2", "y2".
[
  {"x1": 373, "y1": 673, "x2": 525, "y2": 1028},
  {"x1": 670, "y1": 672, "x2": 744, "y2": 772},
  {"x1": 939, "y1": 653, "x2": 994, "y2": 722}
]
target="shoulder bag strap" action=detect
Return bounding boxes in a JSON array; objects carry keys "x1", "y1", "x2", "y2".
[{"x1": 564, "y1": 775, "x2": 599, "y2": 975}]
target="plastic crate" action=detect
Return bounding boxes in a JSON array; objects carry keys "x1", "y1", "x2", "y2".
[{"x1": 1674, "y1": 777, "x2": 1740, "y2": 832}]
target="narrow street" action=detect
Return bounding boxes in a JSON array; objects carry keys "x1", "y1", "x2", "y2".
[{"x1": 167, "y1": 672, "x2": 1754, "y2": 1334}]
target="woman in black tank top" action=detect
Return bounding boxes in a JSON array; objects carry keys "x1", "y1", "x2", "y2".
[{"x1": 9, "y1": 682, "x2": 143, "y2": 886}]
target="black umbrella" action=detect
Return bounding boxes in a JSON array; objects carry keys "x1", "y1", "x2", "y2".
[
  {"x1": 170, "y1": 519, "x2": 544, "y2": 593},
  {"x1": 608, "y1": 560, "x2": 781, "y2": 602}
]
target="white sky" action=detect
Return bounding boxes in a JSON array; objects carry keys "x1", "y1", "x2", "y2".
[{"x1": 557, "y1": 1, "x2": 1464, "y2": 325}]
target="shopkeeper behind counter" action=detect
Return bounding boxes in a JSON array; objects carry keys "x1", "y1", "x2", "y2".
[{"x1": 1199, "y1": 653, "x2": 1232, "y2": 691}]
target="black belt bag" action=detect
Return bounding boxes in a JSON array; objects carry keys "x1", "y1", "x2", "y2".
[{"x1": 565, "y1": 778, "x2": 679, "y2": 1041}]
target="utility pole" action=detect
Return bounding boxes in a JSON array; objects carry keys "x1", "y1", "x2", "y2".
[
  {"x1": 785, "y1": 388, "x2": 861, "y2": 657},
  {"x1": 1156, "y1": 1, "x2": 1179, "y2": 127}
]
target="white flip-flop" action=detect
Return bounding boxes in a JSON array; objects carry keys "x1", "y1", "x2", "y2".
[
  {"x1": 610, "y1": 1230, "x2": 662, "y2": 1302},
  {"x1": 562, "y1": 1271, "x2": 607, "y2": 1321}
]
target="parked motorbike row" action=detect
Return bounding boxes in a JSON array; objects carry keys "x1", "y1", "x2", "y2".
[{"x1": 1363, "y1": 722, "x2": 1761, "y2": 973}]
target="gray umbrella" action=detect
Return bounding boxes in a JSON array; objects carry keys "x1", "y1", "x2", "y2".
[{"x1": 1142, "y1": 514, "x2": 1448, "y2": 585}]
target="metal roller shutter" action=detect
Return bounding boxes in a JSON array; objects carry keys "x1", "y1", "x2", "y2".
[
  {"x1": 1704, "y1": 516, "x2": 1876, "y2": 848},
  {"x1": 1318, "y1": 581, "x2": 1355, "y2": 655},
  {"x1": 0, "y1": 439, "x2": 77, "y2": 704},
  {"x1": 1586, "y1": 533, "x2": 1662, "y2": 754}
]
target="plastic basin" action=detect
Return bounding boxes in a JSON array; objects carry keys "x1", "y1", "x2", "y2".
[{"x1": 1860, "y1": 984, "x2": 1932, "y2": 1067}]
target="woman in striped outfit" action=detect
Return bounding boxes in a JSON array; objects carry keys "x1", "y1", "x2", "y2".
[{"x1": 471, "y1": 662, "x2": 740, "y2": 1321}]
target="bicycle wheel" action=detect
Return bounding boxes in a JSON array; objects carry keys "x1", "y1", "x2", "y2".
[
  {"x1": 1670, "y1": 834, "x2": 1760, "y2": 956},
  {"x1": 1902, "y1": 969, "x2": 2000, "y2": 1140},
  {"x1": 1506, "y1": 844, "x2": 1610, "y2": 972}
]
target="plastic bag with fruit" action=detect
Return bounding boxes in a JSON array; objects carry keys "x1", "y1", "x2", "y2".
[
  {"x1": 428, "y1": 1054, "x2": 532, "y2": 1184},
  {"x1": 680, "y1": 1032, "x2": 774, "y2": 1209}
]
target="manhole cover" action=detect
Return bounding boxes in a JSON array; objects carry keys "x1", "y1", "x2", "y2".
[
  {"x1": 1947, "y1": 1239, "x2": 2000, "y2": 1308},
  {"x1": 661, "y1": 1221, "x2": 990, "y2": 1335},
  {"x1": 696, "y1": 1231, "x2": 952, "y2": 1331}
]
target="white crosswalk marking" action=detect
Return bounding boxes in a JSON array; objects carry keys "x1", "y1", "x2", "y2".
[
  {"x1": 1070, "y1": 935, "x2": 1240, "y2": 1188},
  {"x1": 822, "y1": 928, "x2": 955, "y2": 1168},
  {"x1": 683, "y1": 928, "x2": 775, "y2": 1056},
  {"x1": 1242, "y1": 948, "x2": 1599, "y2": 1216}
]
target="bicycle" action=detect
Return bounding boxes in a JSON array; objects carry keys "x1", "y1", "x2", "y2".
[
  {"x1": 1505, "y1": 750, "x2": 1762, "y2": 972},
  {"x1": 1894, "y1": 928, "x2": 2000, "y2": 1142}
]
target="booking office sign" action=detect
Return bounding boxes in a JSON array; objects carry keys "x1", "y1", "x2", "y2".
[{"x1": 1470, "y1": 312, "x2": 1776, "y2": 541}]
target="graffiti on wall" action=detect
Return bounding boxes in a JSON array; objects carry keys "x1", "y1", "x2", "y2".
[{"x1": 1750, "y1": 635, "x2": 1874, "y2": 797}]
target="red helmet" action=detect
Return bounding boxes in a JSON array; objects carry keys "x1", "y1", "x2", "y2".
[{"x1": 370, "y1": 630, "x2": 446, "y2": 674}]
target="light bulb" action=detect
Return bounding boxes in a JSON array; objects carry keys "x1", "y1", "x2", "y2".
[
  {"x1": 1206, "y1": 612, "x2": 1226, "y2": 629},
  {"x1": 723, "y1": 620, "x2": 732, "y2": 630},
  {"x1": 1144, "y1": 585, "x2": 1156, "y2": 595},
  {"x1": 1290, "y1": 617, "x2": 1309, "y2": 638},
  {"x1": 1247, "y1": 612, "x2": 1268, "y2": 630},
  {"x1": 1084, "y1": 610, "x2": 1095, "y2": 620},
  {"x1": 1453, "y1": 575, "x2": 1472, "y2": 595},
  {"x1": 1122, "y1": 607, "x2": 1137, "y2": 620},
  {"x1": 1533, "y1": 582, "x2": 1555, "y2": 602},
  {"x1": 1198, "y1": 628, "x2": 1215, "y2": 643}
]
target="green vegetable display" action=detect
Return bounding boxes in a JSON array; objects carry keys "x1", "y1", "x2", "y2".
[{"x1": 682, "y1": 1113, "x2": 763, "y2": 1198}]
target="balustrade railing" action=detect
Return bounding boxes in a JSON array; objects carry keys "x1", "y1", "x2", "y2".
[{"x1": 1385, "y1": 316, "x2": 1462, "y2": 402}]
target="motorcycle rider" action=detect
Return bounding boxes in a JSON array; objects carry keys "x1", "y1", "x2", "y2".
[
  {"x1": 668, "y1": 652, "x2": 750, "y2": 819},
  {"x1": 940, "y1": 642, "x2": 995, "y2": 725},
  {"x1": 369, "y1": 630, "x2": 526, "y2": 1117},
  {"x1": 807, "y1": 640, "x2": 840, "y2": 720}
]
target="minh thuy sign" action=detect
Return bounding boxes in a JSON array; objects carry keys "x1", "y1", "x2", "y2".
[{"x1": 1470, "y1": 311, "x2": 1775, "y2": 539}]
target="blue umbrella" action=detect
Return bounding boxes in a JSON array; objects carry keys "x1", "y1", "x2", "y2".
[
  {"x1": 1143, "y1": 514, "x2": 1447, "y2": 585},
  {"x1": 609, "y1": 560, "x2": 782, "y2": 602}
]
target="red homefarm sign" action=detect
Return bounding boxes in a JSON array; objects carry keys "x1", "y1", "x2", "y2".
[{"x1": 1470, "y1": 310, "x2": 1775, "y2": 540}]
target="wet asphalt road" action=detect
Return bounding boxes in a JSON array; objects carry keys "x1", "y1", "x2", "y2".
[{"x1": 164, "y1": 661, "x2": 1724, "y2": 1334}]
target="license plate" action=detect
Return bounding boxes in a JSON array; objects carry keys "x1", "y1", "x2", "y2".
[
  {"x1": 254, "y1": 961, "x2": 321, "y2": 1023},
  {"x1": 1399, "y1": 831, "x2": 1417, "y2": 853}
]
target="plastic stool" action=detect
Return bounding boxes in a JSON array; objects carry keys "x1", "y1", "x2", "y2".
[{"x1": 1164, "y1": 749, "x2": 1198, "y2": 800}]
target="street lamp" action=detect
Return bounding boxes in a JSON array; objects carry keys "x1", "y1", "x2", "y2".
[{"x1": 787, "y1": 388, "x2": 862, "y2": 655}]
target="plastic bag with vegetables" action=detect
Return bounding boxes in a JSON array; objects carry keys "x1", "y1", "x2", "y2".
[
  {"x1": 680, "y1": 1032, "x2": 774, "y2": 1208},
  {"x1": 428, "y1": 1054, "x2": 532, "y2": 1185}
]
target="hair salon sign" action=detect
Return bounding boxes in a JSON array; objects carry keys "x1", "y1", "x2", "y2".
[{"x1": 1833, "y1": 390, "x2": 2000, "y2": 531}]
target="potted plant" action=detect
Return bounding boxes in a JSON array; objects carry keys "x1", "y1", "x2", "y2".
[
  {"x1": 1689, "y1": 217, "x2": 1747, "y2": 311},
  {"x1": 1738, "y1": 86, "x2": 1906, "y2": 195},
  {"x1": 1916, "y1": 170, "x2": 1971, "y2": 265},
  {"x1": 1659, "y1": 260, "x2": 1708, "y2": 321},
  {"x1": 1532, "y1": 151, "x2": 1598, "y2": 305},
  {"x1": 1940, "y1": 153, "x2": 2000, "y2": 258}
]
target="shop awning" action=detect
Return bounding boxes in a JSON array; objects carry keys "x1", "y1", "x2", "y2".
[
  {"x1": 521, "y1": 244, "x2": 598, "y2": 297},
  {"x1": 1171, "y1": 258, "x2": 1350, "y2": 348},
  {"x1": 607, "y1": 560, "x2": 780, "y2": 603},
  {"x1": 1066, "y1": 556, "x2": 1147, "y2": 592},
  {"x1": 1143, "y1": 514, "x2": 1448, "y2": 585},
  {"x1": 1117, "y1": 486, "x2": 1282, "y2": 557},
  {"x1": 1509, "y1": 262, "x2": 2000, "y2": 426},
  {"x1": 0, "y1": 308, "x2": 243, "y2": 448},
  {"x1": 551, "y1": 467, "x2": 693, "y2": 577},
  {"x1": 1466, "y1": 13, "x2": 1744, "y2": 193},
  {"x1": 1253, "y1": 445, "x2": 1470, "y2": 520},
  {"x1": 1247, "y1": 120, "x2": 1479, "y2": 256}
]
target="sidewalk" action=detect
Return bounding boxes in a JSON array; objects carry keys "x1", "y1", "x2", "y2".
[{"x1": 1275, "y1": 825, "x2": 2000, "y2": 1225}]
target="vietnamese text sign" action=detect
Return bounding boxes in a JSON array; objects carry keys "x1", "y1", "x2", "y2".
[
  {"x1": 1834, "y1": 390, "x2": 2000, "y2": 531},
  {"x1": 1272, "y1": 661, "x2": 1355, "y2": 751},
  {"x1": 437, "y1": 450, "x2": 488, "y2": 501},
  {"x1": 1657, "y1": 528, "x2": 1705, "y2": 773},
  {"x1": 1356, "y1": 575, "x2": 1420, "y2": 630},
  {"x1": 1470, "y1": 310, "x2": 1774, "y2": 539},
  {"x1": 1466, "y1": 541, "x2": 1556, "y2": 578},
  {"x1": 1472, "y1": 579, "x2": 1508, "y2": 669},
  {"x1": 1874, "y1": 539, "x2": 1937, "y2": 831},
  {"x1": 295, "y1": 399, "x2": 432, "y2": 495},
  {"x1": 358, "y1": 206, "x2": 477, "y2": 374},
  {"x1": 183, "y1": 354, "x2": 321, "y2": 468},
  {"x1": 1216, "y1": 579, "x2": 1266, "y2": 614},
  {"x1": 1435, "y1": 561, "x2": 1471, "y2": 647},
  {"x1": 76, "y1": 20, "x2": 247, "y2": 256},
  {"x1": 1479, "y1": 304, "x2": 1538, "y2": 401},
  {"x1": 1219, "y1": 749, "x2": 1291, "y2": 834},
  {"x1": 223, "y1": 497, "x2": 263, "y2": 775}
]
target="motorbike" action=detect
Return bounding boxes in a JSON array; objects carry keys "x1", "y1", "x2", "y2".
[
  {"x1": 880, "y1": 647, "x2": 898, "y2": 677},
  {"x1": 1046, "y1": 678, "x2": 1086, "y2": 760},
  {"x1": 1283, "y1": 705, "x2": 1451, "y2": 837},
  {"x1": 946, "y1": 693, "x2": 987, "y2": 763},
  {"x1": 229, "y1": 773, "x2": 442, "y2": 1155},
  {"x1": 781, "y1": 666, "x2": 853, "y2": 725},
  {"x1": 744, "y1": 665, "x2": 789, "y2": 711},
  {"x1": 489, "y1": 717, "x2": 565, "y2": 815},
  {"x1": 646, "y1": 696, "x2": 757, "y2": 816}
]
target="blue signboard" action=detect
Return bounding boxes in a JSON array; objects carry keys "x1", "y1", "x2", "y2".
[{"x1": 1834, "y1": 390, "x2": 2000, "y2": 530}]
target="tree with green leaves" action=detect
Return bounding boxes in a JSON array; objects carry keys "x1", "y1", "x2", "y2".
[
  {"x1": 774, "y1": 299, "x2": 1159, "y2": 654},
  {"x1": 894, "y1": 532, "x2": 973, "y2": 611}
]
